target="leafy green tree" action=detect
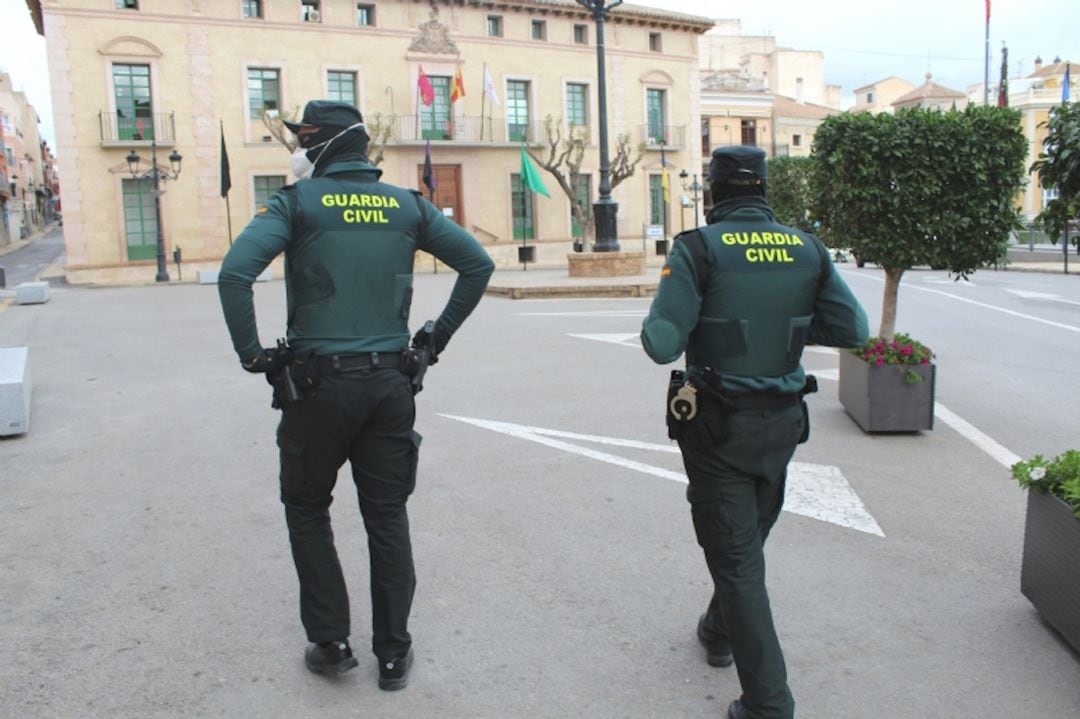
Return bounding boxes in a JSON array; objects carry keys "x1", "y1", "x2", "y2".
[
  {"x1": 767, "y1": 156, "x2": 817, "y2": 234},
  {"x1": 811, "y1": 106, "x2": 1027, "y2": 338},
  {"x1": 1030, "y1": 102, "x2": 1080, "y2": 253}
]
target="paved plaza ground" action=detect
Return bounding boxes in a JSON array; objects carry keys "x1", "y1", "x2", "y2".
[{"x1": 1, "y1": 257, "x2": 1078, "y2": 718}]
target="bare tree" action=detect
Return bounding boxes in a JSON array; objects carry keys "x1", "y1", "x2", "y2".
[
  {"x1": 609, "y1": 131, "x2": 646, "y2": 190},
  {"x1": 526, "y1": 116, "x2": 647, "y2": 242},
  {"x1": 260, "y1": 108, "x2": 396, "y2": 166},
  {"x1": 526, "y1": 115, "x2": 591, "y2": 240}
]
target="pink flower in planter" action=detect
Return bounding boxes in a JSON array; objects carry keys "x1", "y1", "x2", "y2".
[
  {"x1": 901, "y1": 346, "x2": 914, "y2": 356},
  {"x1": 875, "y1": 357, "x2": 885, "y2": 366},
  {"x1": 920, "y1": 357, "x2": 930, "y2": 364}
]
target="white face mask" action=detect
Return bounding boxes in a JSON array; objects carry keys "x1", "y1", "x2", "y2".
[{"x1": 291, "y1": 121, "x2": 366, "y2": 180}]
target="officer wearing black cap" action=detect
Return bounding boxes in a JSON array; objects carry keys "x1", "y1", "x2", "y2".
[
  {"x1": 218, "y1": 100, "x2": 494, "y2": 690},
  {"x1": 641, "y1": 146, "x2": 868, "y2": 719}
]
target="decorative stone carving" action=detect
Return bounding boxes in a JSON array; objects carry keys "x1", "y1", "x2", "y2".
[{"x1": 409, "y1": 11, "x2": 459, "y2": 55}]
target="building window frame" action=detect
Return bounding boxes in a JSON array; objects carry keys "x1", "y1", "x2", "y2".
[
  {"x1": 506, "y1": 79, "x2": 531, "y2": 143},
  {"x1": 247, "y1": 66, "x2": 282, "y2": 121},
  {"x1": 326, "y1": 70, "x2": 358, "y2": 107},
  {"x1": 487, "y1": 15, "x2": 503, "y2": 38},
  {"x1": 301, "y1": 0, "x2": 321, "y2": 23},
  {"x1": 116, "y1": 0, "x2": 138, "y2": 9},
  {"x1": 242, "y1": 0, "x2": 263, "y2": 19},
  {"x1": 565, "y1": 82, "x2": 589, "y2": 129},
  {"x1": 573, "y1": 24, "x2": 588, "y2": 45},
  {"x1": 792, "y1": 134, "x2": 802, "y2": 147},
  {"x1": 741, "y1": 119, "x2": 758, "y2": 146},
  {"x1": 1042, "y1": 187, "x2": 1059, "y2": 208},
  {"x1": 511, "y1": 173, "x2": 536, "y2": 240},
  {"x1": 356, "y1": 3, "x2": 375, "y2": 26},
  {"x1": 252, "y1": 174, "x2": 286, "y2": 213},
  {"x1": 121, "y1": 177, "x2": 157, "y2": 261},
  {"x1": 420, "y1": 75, "x2": 453, "y2": 140},
  {"x1": 111, "y1": 63, "x2": 155, "y2": 141},
  {"x1": 531, "y1": 20, "x2": 547, "y2": 41},
  {"x1": 649, "y1": 32, "x2": 662, "y2": 52},
  {"x1": 645, "y1": 88, "x2": 666, "y2": 145}
]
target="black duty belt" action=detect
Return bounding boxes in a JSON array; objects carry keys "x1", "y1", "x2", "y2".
[
  {"x1": 317, "y1": 352, "x2": 402, "y2": 374},
  {"x1": 723, "y1": 392, "x2": 801, "y2": 410}
]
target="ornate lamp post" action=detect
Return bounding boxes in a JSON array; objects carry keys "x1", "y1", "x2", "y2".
[
  {"x1": 576, "y1": 0, "x2": 623, "y2": 252},
  {"x1": 126, "y1": 139, "x2": 182, "y2": 282},
  {"x1": 679, "y1": 169, "x2": 703, "y2": 228}
]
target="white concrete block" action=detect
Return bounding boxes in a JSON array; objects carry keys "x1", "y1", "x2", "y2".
[
  {"x1": 256, "y1": 270, "x2": 272, "y2": 282},
  {"x1": 0, "y1": 346, "x2": 31, "y2": 436},
  {"x1": 15, "y1": 282, "x2": 49, "y2": 305}
]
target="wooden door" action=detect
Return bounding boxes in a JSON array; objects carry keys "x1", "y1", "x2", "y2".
[{"x1": 416, "y1": 164, "x2": 463, "y2": 227}]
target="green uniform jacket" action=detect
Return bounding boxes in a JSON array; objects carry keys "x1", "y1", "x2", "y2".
[
  {"x1": 642, "y1": 197, "x2": 869, "y2": 394},
  {"x1": 219, "y1": 160, "x2": 494, "y2": 361}
]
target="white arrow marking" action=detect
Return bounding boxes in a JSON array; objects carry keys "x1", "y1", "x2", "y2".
[
  {"x1": 440, "y1": 415, "x2": 884, "y2": 537},
  {"x1": 567, "y1": 332, "x2": 641, "y2": 347},
  {"x1": 1006, "y1": 289, "x2": 1080, "y2": 306}
]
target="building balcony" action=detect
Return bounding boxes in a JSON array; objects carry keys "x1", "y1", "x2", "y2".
[
  {"x1": 385, "y1": 115, "x2": 540, "y2": 145},
  {"x1": 98, "y1": 111, "x2": 176, "y2": 147},
  {"x1": 640, "y1": 124, "x2": 687, "y2": 150}
]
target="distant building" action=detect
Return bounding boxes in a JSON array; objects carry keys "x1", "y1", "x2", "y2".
[
  {"x1": 852, "y1": 76, "x2": 916, "y2": 115},
  {"x1": 0, "y1": 71, "x2": 48, "y2": 246},
  {"x1": 28, "y1": 0, "x2": 712, "y2": 283}
]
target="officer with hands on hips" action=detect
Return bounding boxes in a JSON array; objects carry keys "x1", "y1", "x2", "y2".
[
  {"x1": 218, "y1": 100, "x2": 494, "y2": 690},
  {"x1": 641, "y1": 146, "x2": 868, "y2": 719}
]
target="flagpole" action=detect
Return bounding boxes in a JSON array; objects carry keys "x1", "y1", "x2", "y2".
[
  {"x1": 480, "y1": 63, "x2": 487, "y2": 141},
  {"x1": 221, "y1": 120, "x2": 233, "y2": 245},
  {"x1": 983, "y1": 2, "x2": 990, "y2": 105}
]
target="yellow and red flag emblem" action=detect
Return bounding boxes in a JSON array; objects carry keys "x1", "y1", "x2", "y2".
[{"x1": 451, "y1": 65, "x2": 466, "y2": 103}]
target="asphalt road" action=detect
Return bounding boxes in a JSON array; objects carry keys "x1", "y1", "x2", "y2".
[
  {"x1": 0, "y1": 268, "x2": 1078, "y2": 718},
  {"x1": 0, "y1": 225, "x2": 65, "y2": 287}
]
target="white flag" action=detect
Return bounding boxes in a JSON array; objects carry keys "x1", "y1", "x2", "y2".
[{"x1": 483, "y1": 66, "x2": 500, "y2": 107}]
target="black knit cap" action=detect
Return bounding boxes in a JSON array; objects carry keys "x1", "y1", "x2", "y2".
[
  {"x1": 284, "y1": 100, "x2": 365, "y2": 148},
  {"x1": 708, "y1": 145, "x2": 768, "y2": 187}
]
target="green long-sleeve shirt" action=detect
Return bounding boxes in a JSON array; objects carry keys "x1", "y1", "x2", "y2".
[{"x1": 219, "y1": 160, "x2": 494, "y2": 361}]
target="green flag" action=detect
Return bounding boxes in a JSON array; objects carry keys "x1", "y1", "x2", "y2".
[{"x1": 519, "y1": 146, "x2": 551, "y2": 198}]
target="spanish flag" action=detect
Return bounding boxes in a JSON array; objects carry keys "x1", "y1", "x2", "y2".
[{"x1": 451, "y1": 65, "x2": 466, "y2": 103}]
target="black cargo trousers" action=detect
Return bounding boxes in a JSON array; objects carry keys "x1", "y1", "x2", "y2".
[
  {"x1": 678, "y1": 403, "x2": 804, "y2": 719},
  {"x1": 275, "y1": 365, "x2": 421, "y2": 663}
]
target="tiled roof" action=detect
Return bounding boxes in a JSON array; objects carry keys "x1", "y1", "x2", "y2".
[
  {"x1": 505, "y1": 1, "x2": 714, "y2": 30},
  {"x1": 892, "y1": 74, "x2": 965, "y2": 106},
  {"x1": 772, "y1": 95, "x2": 836, "y2": 121},
  {"x1": 1028, "y1": 60, "x2": 1074, "y2": 78}
]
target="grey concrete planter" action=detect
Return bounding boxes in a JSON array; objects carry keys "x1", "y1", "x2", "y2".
[
  {"x1": 1021, "y1": 489, "x2": 1080, "y2": 654},
  {"x1": 837, "y1": 350, "x2": 935, "y2": 432}
]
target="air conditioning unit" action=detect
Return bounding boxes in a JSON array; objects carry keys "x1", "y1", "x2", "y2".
[{"x1": 305, "y1": 9, "x2": 321, "y2": 22}]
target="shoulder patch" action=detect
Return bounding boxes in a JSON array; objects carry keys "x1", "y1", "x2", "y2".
[
  {"x1": 255, "y1": 205, "x2": 268, "y2": 215},
  {"x1": 660, "y1": 265, "x2": 672, "y2": 277}
]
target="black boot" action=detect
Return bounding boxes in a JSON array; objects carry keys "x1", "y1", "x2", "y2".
[
  {"x1": 377, "y1": 647, "x2": 414, "y2": 691},
  {"x1": 304, "y1": 639, "x2": 359, "y2": 677},
  {"x1": 697, "y1": 614, "x2": 734, "y2": 667}
]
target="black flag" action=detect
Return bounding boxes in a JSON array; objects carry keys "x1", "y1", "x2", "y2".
[
  {"x1": 219, "y1": 124, "x2": 232, "y2": 198},
  {"x1": 422, "y1": 140, "x2": 435, "y2": 197}
]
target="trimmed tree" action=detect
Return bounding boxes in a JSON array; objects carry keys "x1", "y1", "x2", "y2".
[
  {"x1": 1030, "y1": 102, "x2": 1080, "y2": 253},
  {"x1": 811, "y1": 105, "x2": 1027, "y2": 338},
  {"x1": 767, "y1": 156, "x2": 816, "y2": 234},
  {"x1": 261, "y1": 109, "x2": 395, "y2": 166}
]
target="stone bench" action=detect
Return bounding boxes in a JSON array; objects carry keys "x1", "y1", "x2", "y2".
[{"x1": 0, "y1": 346, "x2": 32, "y2": 436}]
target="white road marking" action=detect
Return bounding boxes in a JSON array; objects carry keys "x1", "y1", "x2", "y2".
[
  {"x1": 518, "y1": 309, "x2": 648, "y2": 317},
  {"x1": 839, "y1": 270, "x2": 1080, "y2": 333},
  {"x1": 1006, "y1": 289, "x2": 1080, "y2": 306},
  {"x1": 440, "y1": 415, "x2": 885, "y2": 537},
  {"x1": 567, "y1": 332, "x2": 640, "y2": 347},
  {"x1": 931, "y1": 404, "x2": 1021, "y2": 468},
  {"x1": 924, "y1": 277, "x2": 975, "y2": 286}
]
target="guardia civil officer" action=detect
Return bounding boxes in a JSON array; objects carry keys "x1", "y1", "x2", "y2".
[
  {"x1": 218, "y1": 100, "x2": 494, "y2": 690},
  {"x1": 641, "y1": 146, "x2": 868, "y2": 719}
]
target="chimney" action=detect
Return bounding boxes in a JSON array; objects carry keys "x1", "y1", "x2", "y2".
[
  {"x1": 796, "y1": 77, "x2": 804, "y2": 104},
  {"x1": 1034, "y1": 56, "x2": 1043, "y2": 72}
]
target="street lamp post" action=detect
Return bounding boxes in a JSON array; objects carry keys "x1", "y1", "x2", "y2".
[
  {"x1": 679, "y1": 169, "x2": 703, "y2": 228},
  {"x1": 127, "y1": 139, "x2": 182, "y2": 282},
  {"x1": 576, "y1": 0, "x2": 623, "y2": 252}
]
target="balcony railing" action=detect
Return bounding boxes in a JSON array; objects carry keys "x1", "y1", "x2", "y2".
[
  {"x1": 641, "y1": 124, "x2": 687, "y2": 149},
  {"x1": 388, "y1": 115, "x2": 539, "y2": 144},
  {"x1": 99, "y1": 111, "x2": 176, "y2": 145}
]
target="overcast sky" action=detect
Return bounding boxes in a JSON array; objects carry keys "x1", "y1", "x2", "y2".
[{"x1": 2, "y1": 0, "x2": 1078, "y2": 153}]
